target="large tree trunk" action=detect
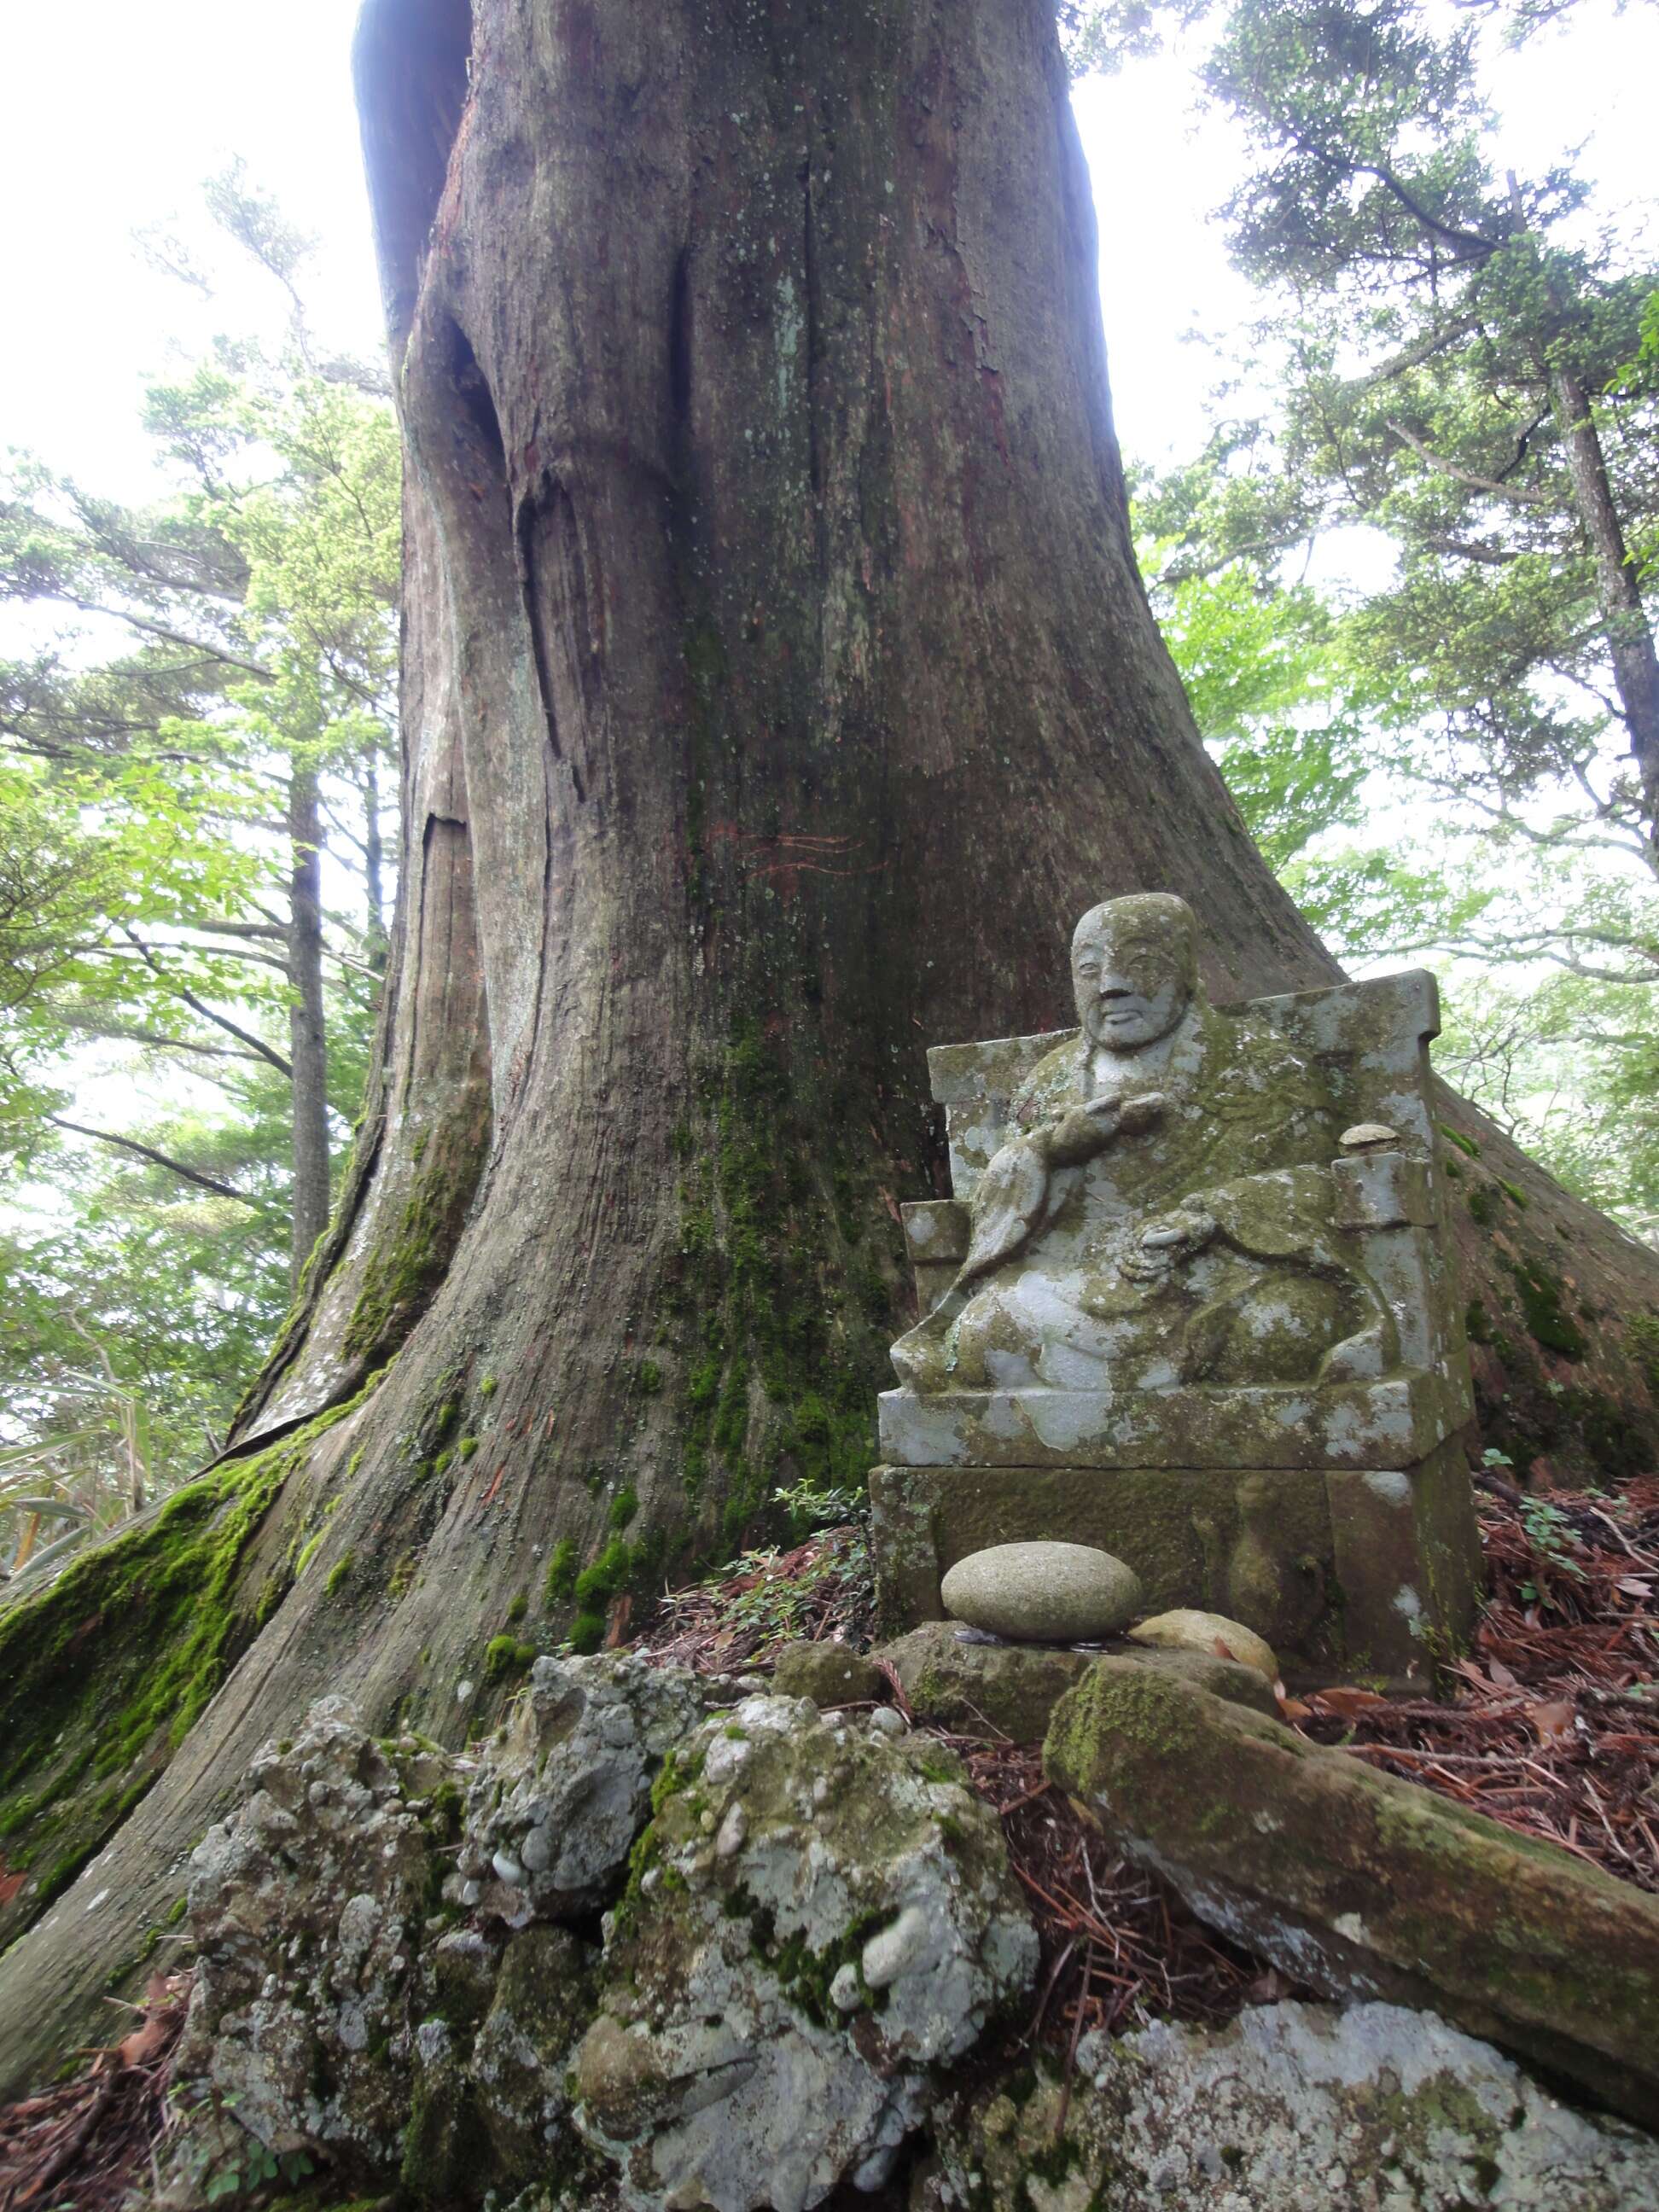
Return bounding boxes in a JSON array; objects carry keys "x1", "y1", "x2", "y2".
[
  {"x1": 288, "y1": 761, "x2": 333, "y2": 1285},
  {"x1": 2, "y1": 0, "x2": 1656, "y2": 2097}
]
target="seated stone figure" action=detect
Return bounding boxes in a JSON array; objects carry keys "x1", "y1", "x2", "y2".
[{"x1": 890, "y1": 894, "x2": 1394, "y2": 1397}]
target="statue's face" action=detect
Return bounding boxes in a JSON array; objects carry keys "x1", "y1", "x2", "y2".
[{"x1": 1072, "y1": 914, "x2": 1193, "y2": 1051}]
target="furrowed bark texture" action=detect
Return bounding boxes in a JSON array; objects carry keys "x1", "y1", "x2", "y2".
[
  {"x1": 3, "y1": 0, "x2": 1657, "y2": 2094},
  {"x1": 287, "y1": 763, "x2": 332, "y2": 1285}
]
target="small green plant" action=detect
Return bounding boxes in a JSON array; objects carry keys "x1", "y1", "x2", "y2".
[
  {"x1": 773, "y1": 1476, "x2": 865, "y2": 1531},
  {"x1": 324, "y1": 1551, "x2": 355, "y2": 1596},
  {"x1": 458, "y1": 1436, "x2": 479, "y2": 1459},
  {"x1": 193, "y1": 2131, "x2": 312, "y2": 2202},
  {"x1": 479, "y1": 1374, "x2": 498, "y2": 1398},
  {"x1": 568, "y1": 1610, "x2": 607, "y2": 1655},
  {"x1": 608, "y1": 1486, "x2": 640, "y2": 1530},
  {"x1": 506, "y1": 1591, "x2": 528, "y2": 1624},
  {"x1": 1518, "y1": 1496, "x2": 1586, "y2": 1580}
]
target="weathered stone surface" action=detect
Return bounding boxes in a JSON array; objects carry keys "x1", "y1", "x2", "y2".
[
  {"x1": 892, "y1": 898, "x2": 1413, "y2": 1406},
  {"x1": 169, "y1": 1697, "x2": 613, "y2": 2204},
  {"x1": 1118, "y1": 1644, "x2": 1281, "y2": 1717},
  {"x1": 573, "y1": 1691, "x2": 1038, "y2": 2212},
  {"x1": 941, "y1": 1540, "x2": 1143, "y2": 1643},
  {"x1": 451, "y1": 1650, "x2": 713, "y2": 1924},
  {"x1": 1127, "y1": 1607, "x2": 1278, "y2": 1683},
  {"x1": 879, "y1": 1621, "x2": 1094, "y2": 1737},
  {"x1": 1044, "y1": 1660, "x2": 1659, "y2": 2128},
  {"x1": 176, "y1": 1697, "x2": 462, "y2": 2169},
  {"x1": 467, "y1": 1924, "x2": 598, "y2": 2187},
  {"x1": 771, "y1": 1639, "x2": 886, "y2": 1707},
  {"x1": 920, "y1": 2001, "x2": 1659, "y2": 2211},
  {"x1": 877, "y1": 1622, "x2": 1277, "y2": 1740}
]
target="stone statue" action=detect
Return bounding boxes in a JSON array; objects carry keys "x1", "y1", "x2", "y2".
[
  {"x1": 870, "y1": 892, "x2": 1482, "y2": 1678},
  {"x1": 891, "y1": 894, "x2": 1393, "y2": 1398}
]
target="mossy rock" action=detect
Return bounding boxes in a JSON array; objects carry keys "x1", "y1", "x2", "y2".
[
  {"x1": 877, "y1": 1622, "x2": 1277, "y2": 1742},
  {"x1": 1043, "y1": 1659, "x2": 1659, "y2": 2129},
  {"x1": 770, "y1": 1641, "x2": 885, "y2": 1708}
]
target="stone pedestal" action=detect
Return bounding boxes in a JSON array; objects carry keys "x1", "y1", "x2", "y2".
[{"x1": 870, "y1": 1441, "x2": 1481, "y2": 1678}]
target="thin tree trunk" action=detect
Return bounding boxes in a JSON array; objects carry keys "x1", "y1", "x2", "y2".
[
  {"x1": 1506, "y1": 176, "x2": 1659, "y2": 847},
  {"x1": 3, "y1": 0, "x2": 1656, "y2": 2097},
  {"x1": 1547, "y1": 357, "x2": 1659, "y2": 847},
  {"x1": 287, "y1": 762, "x2": 331, "y2": 1287}
]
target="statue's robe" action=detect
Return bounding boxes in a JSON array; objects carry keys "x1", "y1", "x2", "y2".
[{"x1": 892, "y1": 998, "x2": 1390, "y2": 1394}]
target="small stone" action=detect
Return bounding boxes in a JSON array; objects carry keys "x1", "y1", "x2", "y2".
[
  {"x1": 1340, "y1": 1121, "x2": 1399, "y2": 1151},
  {"x1": 867, "y1": 1704, "x2": 907, "y2": 1738},
  {"x1": 829, "y1": 1963, "x2": 863, "y2": 2013},
  {"x1": 1126, "y1": 1609, "x2": 1278, "y2": 1683},
  {"x1": 714, "y1": 1802, "x2": 748, "y2": 1857},
  {"x1": 492, "y1": 1851, "x2": 526, "y2": 1887},
  {"x1": 941, "y1": 1543, "x2": 1143, "y2": 1644},
  {"x1": 860, "y1": 1903, "x2": 932, "y2": 1989}
]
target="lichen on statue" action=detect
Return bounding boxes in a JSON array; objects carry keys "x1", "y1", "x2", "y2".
[{"x1": 891, "y1": 895, "x2": 1395, "y2": 1396}]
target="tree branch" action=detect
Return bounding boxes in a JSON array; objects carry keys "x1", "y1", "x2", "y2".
[
  {"x1": 118, "y1": 928, "x2": 294, "y2": 1075},
  {"x1": 1383, "y1": 419, "x2": 1551, "y2": 504},
  {"x1": 47, "y1": 1115, "x2": 269, "y2": 1207}
]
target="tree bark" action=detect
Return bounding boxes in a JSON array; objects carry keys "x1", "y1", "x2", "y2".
[
  {"x1": 2, "y1": 0, "x2": 1657, "y2": 2096},
  {"x1": 363, "y1": 748, "x2": 389, "y2": 975},
  {"x1": 287, "y1": 762, "x2": 332, "y2": 1285}
]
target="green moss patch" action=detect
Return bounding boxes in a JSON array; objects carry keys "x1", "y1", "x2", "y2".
[
  {"x1": 343, "y1": 1113, "x2": 488, "y2": 1364},
  {"x1": 0, "y1": 1381, "x2": 383, "y2": 1943}
]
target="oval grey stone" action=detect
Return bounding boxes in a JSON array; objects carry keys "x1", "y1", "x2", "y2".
[{"x1": 940, "y1": 1542, "x2": 1144, "y2": 1644}]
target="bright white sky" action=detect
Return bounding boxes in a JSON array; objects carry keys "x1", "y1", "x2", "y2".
[{"x1": 3, "y1": 0, "x2": 1656, "y2": 507}]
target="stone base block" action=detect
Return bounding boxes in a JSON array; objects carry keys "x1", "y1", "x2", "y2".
[{"x1": 869, "y1": 1441, "x2": 1481, "y2": 1679}]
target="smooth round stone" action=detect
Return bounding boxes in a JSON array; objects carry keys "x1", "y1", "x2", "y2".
[
  {"x1": 940, "y1": 1542, "x2": 1144, "y2": 1644},
  {"x1": 1126, "y1": 1608, "x2": 1278, "y2": 1684}
]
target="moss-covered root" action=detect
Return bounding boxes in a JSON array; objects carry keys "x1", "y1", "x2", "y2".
[{"x1": 0, "y1": 1388, "x2": 377, "y2": 1948}]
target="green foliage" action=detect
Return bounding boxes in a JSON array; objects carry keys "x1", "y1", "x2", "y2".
[
  {"x1": 0, "y1": 171, "x2": 400, "y2": 1546},
  {"x1": 1134, "y1": 0, "x2": 1659, "y2": 1235}
]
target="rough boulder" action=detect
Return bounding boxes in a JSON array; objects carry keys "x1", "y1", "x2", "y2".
[{"x1": 575, "y1": 1691, "x2": 1039, "y2": 2212}]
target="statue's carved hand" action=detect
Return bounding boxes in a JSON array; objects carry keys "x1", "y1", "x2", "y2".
[
  {"x1": 1121, "y1": 1203, "x2": 1217, "y2": 1282},
  {"x1": 1044, "y1": 1089, "x2": 1166, "y2": 1168}
]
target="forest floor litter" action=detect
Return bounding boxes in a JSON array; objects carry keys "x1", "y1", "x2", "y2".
[{"x1": 0, "y1": 1973, "x2": 188, "y2": 2212}]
